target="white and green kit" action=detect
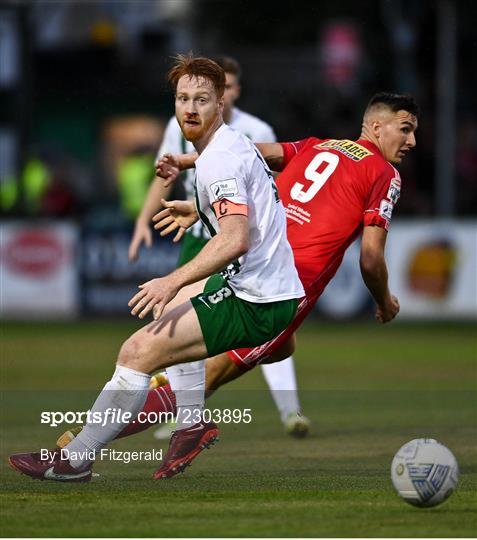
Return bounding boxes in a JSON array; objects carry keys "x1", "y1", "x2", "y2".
[{"x1": 189, "y1": 124, "x2": 304, "y2": 355}]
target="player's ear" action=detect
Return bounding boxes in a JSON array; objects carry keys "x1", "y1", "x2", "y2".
[{"x1": 372, "y1": 121, "x2": 382, "y2": 139}]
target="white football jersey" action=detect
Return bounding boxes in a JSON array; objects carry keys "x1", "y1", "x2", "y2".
[
  {"x1": 157, "y1": 108, "x2": 276, "y2": 239},
  {"x1": 194, "y1": 124, "x2": 304, "y2": 303}
]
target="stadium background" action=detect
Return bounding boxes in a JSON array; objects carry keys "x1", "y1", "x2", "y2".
[{"x1": 0, "y1": 0, "x2": 476, "y2": 537}]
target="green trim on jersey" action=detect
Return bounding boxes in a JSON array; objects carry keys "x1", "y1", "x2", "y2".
[
  {"x1": 194, "y1": 179, "x2": 217, "y2": 239},
  {"x1": 180, "y1": 134, "x2": 187, "y2": 155},
  {"x1": 253, "y1": 148, "x2": 280, "y2": 203},
  {"x1": 191, "y1": 275, "x2": 298, "y2": 358}
]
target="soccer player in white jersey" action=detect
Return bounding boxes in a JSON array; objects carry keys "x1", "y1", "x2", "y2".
[
  {"x1": 129, "y1": 56, "x2": 310, "y2": 440},
  {"x1": 9, "y1": 54, "x2": 304, "y2": 482}
]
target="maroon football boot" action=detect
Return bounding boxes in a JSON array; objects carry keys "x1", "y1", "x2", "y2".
[
  {"x1": 153, "y1": 421, "x2": 219, "y2": 479},
  {"x1": 9, "y1": 450, "x2": 92, "y2": 482}
]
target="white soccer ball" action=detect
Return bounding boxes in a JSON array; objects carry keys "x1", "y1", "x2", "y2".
[{"x1": 391, "y1": 438, "x2": 459, "y2": 508}]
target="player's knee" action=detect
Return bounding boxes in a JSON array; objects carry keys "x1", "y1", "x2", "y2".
[{"x1": 118, "y1": 336, "x2": 151, "y2": 369}]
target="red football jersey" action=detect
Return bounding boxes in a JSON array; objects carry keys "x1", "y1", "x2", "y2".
[
  {"x1": 278, "y1": 137, "x2": 401, "y2": 298},
  {"x1": 227, "y1": 137, "x2": 402, "y2": 370}
]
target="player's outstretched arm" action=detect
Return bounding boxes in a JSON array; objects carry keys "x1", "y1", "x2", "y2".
[
  {"x1": 360, "y1": 225, "x2": 399, "y2": 324},
  {"x1": 128, "y1": 176, "x2": 174, "y2": 261},
  {"x1": 156, "y1": 143, "x2": 285, "y2": 180},
  {"x1": 255, "y1": 143, "x2": 285, "y2": 171}
]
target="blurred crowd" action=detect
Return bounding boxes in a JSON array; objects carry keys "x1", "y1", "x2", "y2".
[{"x1": 1, "y1": 0, "x2": 475, "y2": 223}]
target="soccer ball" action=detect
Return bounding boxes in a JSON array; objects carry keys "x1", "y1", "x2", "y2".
[{"x1": 391, "y1": 438, "x2": 459, "y2": 508}]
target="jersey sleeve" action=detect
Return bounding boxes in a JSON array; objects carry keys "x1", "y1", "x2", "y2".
[
  {"x1": 280, "y1": 138, "x2": 319, "y2": 168},
  {"x1": 363, "y1": 164, "x2": 401, "y2": 231},
  {"x1": 197, "y1": 150, "x2": 248, "y2": 208}
]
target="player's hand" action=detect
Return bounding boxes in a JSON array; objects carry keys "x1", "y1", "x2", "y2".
[
  {"x1": 128, "y1": 276, "x2": 179, "y2": 320},
  {"x1": 152, "y1": 198, "x2": 199, "y2": 242},
  {"x1": 375, "y1": 294, "x2": 400, "y2": 324},
  {"x1": 128, "y1": 220, "x2": 153, "y2": 261},
  {"x1": 155, "y1": 154, "x2": 181, "y2": 188}
]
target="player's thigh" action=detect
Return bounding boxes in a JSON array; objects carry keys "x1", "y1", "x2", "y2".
[
  {"x1": 193, "y1": 275, "x2": 298, "y2": 358},
  {"x1": 227, "y1": 295, "x2": 312, "y2": 370},
  {"x1": 260, "y1": 334, "x2": 296, "y2": 364},
  {"x1": 119, "y1": 297, "x2": 208, "y2": 373},
  {"x1": 154, "y1": 278, "x2": 208, "y2": 318},
  {"x1": 118, "y1": 276, "x2": 233, "y2": 373}
]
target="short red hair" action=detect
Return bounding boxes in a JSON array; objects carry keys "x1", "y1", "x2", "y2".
[{"x1": 167, "y1": 53, "x2": 226, "y2": 98}]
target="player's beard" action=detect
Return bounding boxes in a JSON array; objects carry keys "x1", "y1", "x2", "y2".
[
  {"x1": 180, "y1": 115, "x2": 217, "y2": 144},
  {"x1": 180, "y1": 118, "x2": 204, "y2": 142}
]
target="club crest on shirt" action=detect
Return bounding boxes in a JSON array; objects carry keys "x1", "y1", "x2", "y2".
[
  {"x1": 387, "y1": 176, "x2": 401, "y2": 204},
  {"x1": 379, "y1": 199, "x2": 394, "y2": 221},
  {"x1": 210, "y1": 178, "x2": 239, "y2": 200}
]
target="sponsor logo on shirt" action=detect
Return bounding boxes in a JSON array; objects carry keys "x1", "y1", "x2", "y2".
[
  {"x1": 315, "y1": 139, "x2": 372, "y2": 161},
  {"x1": 210, "y1": 178, "x2": 239, "y2": 200},
  {"x1": 387, "y1": 176, "x2": 401, "y2": 204},
  {"x1": 379, "y1": 199, "x2": 394, "y2": 221},
  {"x1": 286, "y1": 203, "x2": 311, "y2": 225}
]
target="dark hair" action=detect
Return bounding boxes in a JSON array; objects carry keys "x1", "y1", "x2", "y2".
[
  {"x1": 366, "y1": 92, "x2": 419, "y2": 117},
  {"x1": 167, "y1": 53, "x2": 226, "y2": 98},
  {"x1": 213, "y1": 56, "x2": 242, "y2": 80}
]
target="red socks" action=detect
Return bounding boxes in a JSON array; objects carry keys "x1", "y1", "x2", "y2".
[{"x1": 116, "y1": 384, "x2": 176, "y2": 439}]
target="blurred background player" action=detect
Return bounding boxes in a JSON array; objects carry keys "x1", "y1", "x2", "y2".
[{"x1": 128, "y1": 55, "x2": 310, "y2": 439}]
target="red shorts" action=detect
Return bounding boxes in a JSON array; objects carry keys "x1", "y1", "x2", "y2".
[{"x1": 226, "y1": 292, "x2": 318, "y2": 370}]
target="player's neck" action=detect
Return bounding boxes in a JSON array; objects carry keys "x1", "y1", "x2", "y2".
[
  {"x1": 194, "y1": 118, "x2": 224, "y2": 154},
  {"x1": 223, "y1": 107, "x2": 232, "y2": 124},
  {"x1": 360, "y1": 126, "x2": 382, "y2": 155}
]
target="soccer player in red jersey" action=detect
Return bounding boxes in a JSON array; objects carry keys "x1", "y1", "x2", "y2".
[
  {"x1": 48, "y1": 92, "x2": 419, "y2": 479},
  {"x1": 227, "y1": 93, "x2": 417, "y2": 371}
]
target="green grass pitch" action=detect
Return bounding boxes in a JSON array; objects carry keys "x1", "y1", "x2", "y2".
[{"x1": 1, "y1": 320, "x2": 476, "y2": 537}]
